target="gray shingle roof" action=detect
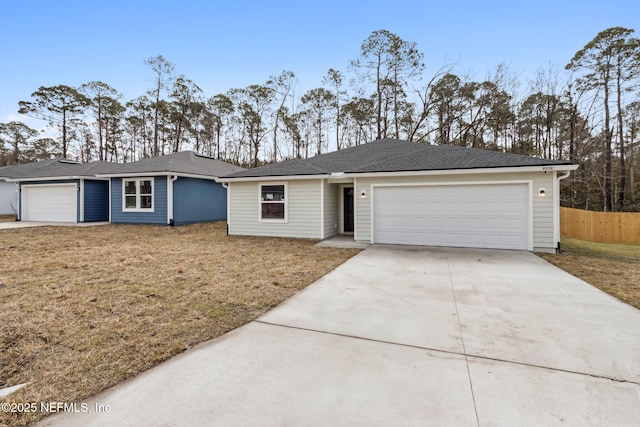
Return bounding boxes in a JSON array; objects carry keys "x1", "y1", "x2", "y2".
[
  {"x1": 0, "y1": 151, "x2": 245, "y2": 180},
  {"x1": 223, "y1": 139, "x2": 574, "y2": 178},
  {"x1": 0, "y1": 159, "x2": 121, "y2": 179},
  {"x1": 102, "y1": 151, "x2": 245, "y2": 177},
  {"x1": 0, "y1": 159, "x2": 68, "y2": 179}
]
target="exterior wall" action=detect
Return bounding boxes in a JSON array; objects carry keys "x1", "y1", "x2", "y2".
[
  {"x1": 173, "y1": 177, "x2": 227, "y2": 225},
  {"x1": 0, "y1": 181, "x2": 17, "y2": 215},
  {"x1": 323, "y1": 179, "x2": 339, "y2": 238},
  {"x1": 83, "y1": 180, "x2": 109, "y2": 222},
  {"x1": 18, "y1": 179, "x2": 80, "y2": 222},
  {"x1": 228, "y1": 179, "x2": 322, "y2": 238},
  {"x1": 354, "y1": 172, "x2": 555, "y2": 251},
  {"x1": 110, "y1": 176, "x2": 168, "y2": 224}
]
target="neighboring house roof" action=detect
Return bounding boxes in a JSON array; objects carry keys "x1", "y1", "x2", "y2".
[
  {"x1": 97, "y1": 151, "x2": 245, "y2": 178},
  {"x1": 0, "y1": 159, "x2": 62, "y2": 179},
  {"x1": 222, "y1": 138, "x2": 575, "y2": 179},
  {"x1": 1, "y1": 151, "x2": 245, "y2": 181},
  {"x1": 2, "y1": 159, "x2": 121, "y2": 180}
]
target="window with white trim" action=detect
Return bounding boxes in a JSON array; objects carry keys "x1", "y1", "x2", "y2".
[
  {"x1": 123, "y1": 178, "x2": 154, "y2": 211},
  {"x1": 260, "y1": 183, "x2": 286, "y2": 221}
]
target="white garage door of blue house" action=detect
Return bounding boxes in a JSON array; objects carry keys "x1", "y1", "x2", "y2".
[
  {"x1": 22, "y1": 184, "x2": 77, "y2": 222},
  {"x1": 373, "y1": 183, "x2": 530, "y2": 250}
]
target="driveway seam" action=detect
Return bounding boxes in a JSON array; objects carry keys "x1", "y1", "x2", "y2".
[
  {"x1": 445, "y1": 249, "x2": 481, "y2": 427},
  {"x1": 463, "y1": 354, "x2": 640, "y2": 386},
  {"x1": 255, "y1": 319, "x2": 469, "y2": 358},
  {"x1": 254, "y1": 320, "x2": 640, "y2": 387}
]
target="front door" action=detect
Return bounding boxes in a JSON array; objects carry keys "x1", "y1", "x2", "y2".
[{"x1": 343, "y1": 187, "x2": 354, "y2": 233}]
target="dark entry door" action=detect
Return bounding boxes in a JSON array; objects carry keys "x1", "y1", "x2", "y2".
[{"x1": 343, "y1": 187, "x2": 354, "y2": 233}]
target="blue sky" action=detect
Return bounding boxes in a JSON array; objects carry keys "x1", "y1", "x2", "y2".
[{"x1": 1, "y1": 0, "x2": 638, "y2": 128}]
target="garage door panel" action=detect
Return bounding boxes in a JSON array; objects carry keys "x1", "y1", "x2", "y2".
[
  {"x1": 484, "y1": 218, "x2": 504, "y2": 229},
  {"x1": 504, "y1": 217, "x2": 526, "y2": 229},
  {"x1": 373, "y1": 184, "x2": 529, "y2": 250},
  {"x1": 464, "y1": 217, "x2": 483, "y2": 228},
  {"x1": 408, "y1": 200, "x2": 426, "y2": 211},
  {"x1": 425, "y1": 205, "x2": 443, "y2": 215},
  {"x1": 23, "y1": 185, "x2": 77, "y2": 222}
]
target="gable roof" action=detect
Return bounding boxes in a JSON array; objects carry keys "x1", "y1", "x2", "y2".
[
  {"x1": 1, "y1": 151, "x2": 245, "y2": 181},
  {"x1": 0, "y1": 159, "x2": 65, "y2": 179},
  {"x1": 97, "y1": 151, "x2": 245, "y2": 178},
  {"x1": 1, "y1": 159, "x2": 121, "y2": 180},
  {"x1": 222, "y1": 139, "x2": 575, "y2": 179}
]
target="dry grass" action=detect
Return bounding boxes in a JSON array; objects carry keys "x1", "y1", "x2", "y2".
[
  {"x1": 538, "y1": 238, "x2": 640, "y2": 310},
  {"x1": 0, "y1": 222, "x2": 360, "y2": 426},
  {"x1": 0, "y1": 214, "x2": 16, "y2": 222}
]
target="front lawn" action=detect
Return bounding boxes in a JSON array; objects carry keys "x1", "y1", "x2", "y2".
[
  {"x1": 0, "y1": 222, "x2": 360, "y2": 426},
  {"x1": 538, "y1": 238, "x2": 640, "y2": 310}
]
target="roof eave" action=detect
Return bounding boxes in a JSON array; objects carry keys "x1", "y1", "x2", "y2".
[
  {"x1": 96, "y1": 171, "x2": 218, "y2": 180},
  {"x1": 6, "y1": 175, "x2": 109, "y2": 182},
  {"x1": 218, "y1": 165, "x2": 578, "y2": 181},
  {"x1": 340, "y1": 164, "x2": 579, "y2": 178},
  {"x1": 217, "y1": 173, "x2": 331, "y2": 182},
  {"x1": 96, "y1": 171, "x2": 171, "y2": 178}
]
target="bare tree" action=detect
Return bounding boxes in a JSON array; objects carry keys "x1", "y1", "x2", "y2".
[
  {"x1": 18, "y1": 85, "x2": 91, "y2": 158},
  {"x1": 351, "y1": 30, "x2": 424, "y2": 140},
  {"x1": 322, "y1": 69, "x2": 347, "y2": 149},
  {"x1": 567, "y1": 27, "x2": 640, "y2": 211},
  {"x1": 267, "y1": 70, "x2": 296, "y2": 162},
  {"x1": 145, "y1": 55, "x2": 175, "y2": 156},
  {"x1": 0, "y1": 121, "x2": 38, "y2": 164}
]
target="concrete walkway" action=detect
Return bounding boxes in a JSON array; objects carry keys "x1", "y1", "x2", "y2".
[
  {"x1": 37, "y1": 246, "x2": 640, "y2": 426},
  {"x1": 315, "y1": 234, "x2": 370, "y2": 249},
  {"x1": 0, "y1": 221, "x2": 109, "y2": 229}
]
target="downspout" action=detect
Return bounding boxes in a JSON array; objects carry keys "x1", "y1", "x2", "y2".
[
  {"x1": 108, "y1": 179, "x2": 112, "y2": 223},
  {"x1": 79, "y1": 179, "x2": 84, "y2": 223},
  {"x1": 320, "y1": 179, "x2": 325, "y2": 240},
  {"x1": 168, "y1": 175, "x2": 178, "y2": 226},
  {"x1": 15, "y1": 183, "x2": 20, "y2": 221},
  {"x1": 221, "y1": 181, "x2": 229, "y2": 235},
  {"x1": 555, "y1": 171, "x2": 571, "y2": 253},
  {"x1": 353, "y1": 177, "x2": 358, "y2": 242}
]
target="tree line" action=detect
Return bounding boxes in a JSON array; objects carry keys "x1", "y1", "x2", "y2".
[{"x1": 1, "y1": 28, "x2": 639, "y2": 212}]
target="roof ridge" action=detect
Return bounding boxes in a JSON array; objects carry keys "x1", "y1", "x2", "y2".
[
  {"x1": 194, "y1": 152, "x2": 216, "y2": 160},
  {"x1": 346, "y1": 142, "x2": 429, "y2": 172}
]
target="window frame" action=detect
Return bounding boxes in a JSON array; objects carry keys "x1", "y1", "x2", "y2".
[
  {"x1": 122, "y1": 178, "x2": 154, "y2": 212},
  {"x1": 258, "y1": 182, "x2": 287, "y2": 223}
]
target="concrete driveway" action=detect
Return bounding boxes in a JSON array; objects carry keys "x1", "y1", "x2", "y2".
[
  {"x1": 37, "y1": 245, "x2": 640, "y2": 426},
  {"x1": 0, "y1": 221, "x2": 109, "y2": 229}
]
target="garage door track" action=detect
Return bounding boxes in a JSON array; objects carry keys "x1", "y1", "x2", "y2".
[{"x1": 38, "y1": 245, "x2": 640, "y2": 426}]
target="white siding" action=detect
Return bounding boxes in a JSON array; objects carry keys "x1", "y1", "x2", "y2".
[
  {"x1": 0, "y1": 181, "x2": 17, "y2": 215},
  {"x1": 228, "y1": 180, "x2": 322, "y2": 238},
  {"x1": 355, "y1": 172, "x2": 555, "y2": 251},
  {"x1": 323, "y1": 179, "x2": 339, "y2": 238}
]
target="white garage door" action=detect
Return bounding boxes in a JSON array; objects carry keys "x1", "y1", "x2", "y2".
[
  {"x1": 373, "y1": 184, "x2": 529, "y2": 250},
  {"x1": 22, "y1": 184, "x2": 77, "y2": 222}
]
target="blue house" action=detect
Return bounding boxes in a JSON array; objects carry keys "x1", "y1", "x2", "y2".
[
  {"x1": 4, "y1": 159, "x2": 119, "y2": 223},
  {"x1": 3, "y1": 152, "x2": 244, "y2": 225},
  {"x1": 96, "y1": 151, "x2": 244, "y2": 225}
]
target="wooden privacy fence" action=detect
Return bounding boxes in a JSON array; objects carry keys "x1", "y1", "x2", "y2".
[{"x1": 560, "y1": 207, "x2": 640, "y2": 245}]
